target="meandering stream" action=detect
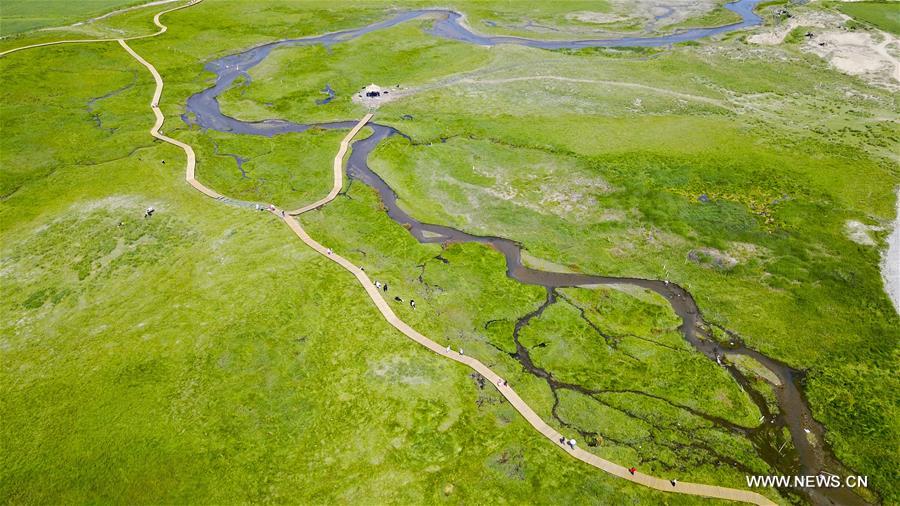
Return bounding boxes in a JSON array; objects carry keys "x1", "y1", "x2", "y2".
[{"x1": 182, "y1": 3, "x2": 870, "y2": 504}]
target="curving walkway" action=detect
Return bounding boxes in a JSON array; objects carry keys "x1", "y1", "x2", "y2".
[
  {"x1": 0, "y1": 0, "x2": 202, "y2": 58},
  {"x1": 287, "y1": 117, "x2": 372, "y2": 215},
  {"x1": 7, "y1": 2, "x2": 776, "y2": 503},
  {"x1": 270, "y1": 117, "x2": 776, "y2": 506}
]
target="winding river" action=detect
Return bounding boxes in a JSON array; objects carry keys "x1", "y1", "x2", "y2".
[{"x1": 183, "y1": 3, "x2": 870, "y2": 504}]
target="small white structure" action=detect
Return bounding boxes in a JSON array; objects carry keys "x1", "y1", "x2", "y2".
[{"x1": 352, "y1": 83, "x2": 401, "y2": 108}]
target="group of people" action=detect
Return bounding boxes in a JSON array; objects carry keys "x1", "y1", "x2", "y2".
[
  {"x1": 559, "y1": 436, "x2": 577, "y2": 450},
  {"x1": 374, "y1": 280, "x2": 416, "y2": 309},
  {"x1": 254, "y1": 203, "x2": 285, "y2": 218},
  {"x1": 444, "y1": 345, "x2": 464, "y2": 356}
]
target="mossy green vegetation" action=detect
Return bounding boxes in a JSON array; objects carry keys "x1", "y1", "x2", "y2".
[
  {"x1": 668, "y1": 5, "x2": 743, "y2": 29},
  {"x1": 0, "y1": 32, "x2": 711, "y2": 505},
  {"x1": 360, "y1": 43, "x2": 899, "y2": 496},
  {"x1": 834, "y1": 1, "x2": 900, "y2": 35},
  {"x1": 299, "y1": 179, "x2": 780, "y2": 501},
  {"x1": 218, "y1": 21, "x2": 492, "y2": 125},
  {"x1": 0, "y1": 0, "x2": 144, "y2": 35},
  {"x1": 1, "y1": 0, "x2": 898, "y2": 503}
]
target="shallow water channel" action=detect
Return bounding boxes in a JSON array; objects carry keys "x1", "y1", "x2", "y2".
[{"x1": 183, "y1": 4, "x2": 871, "y2": 504}]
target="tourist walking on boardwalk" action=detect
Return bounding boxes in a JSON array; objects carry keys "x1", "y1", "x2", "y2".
[
  {"x1": 670, "y1": 479, "x2": 678, "y2": 487},
  {"x1": 629, "y1": 467, "x2": 636, "y2": 475},
  {"x1": 374, "y1": 280, "x2": 382, "y2": 289}
]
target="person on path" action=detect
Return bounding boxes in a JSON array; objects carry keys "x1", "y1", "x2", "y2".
[
  {"x1": 326, "y1": 248, "x2": 333, "y2": 255},
  {"x1": 568, "y1": 439, "x2": 577, "y2": 450},
  {"x1": 281, "y1": 210, "x2": 285, "y2": 217},
  {"x1": 670, "y1": 479, "x2": 677, "y2": 487},
  {"x1": 446, "y1": 345, "x2": 451, "y2": 353},
  {"x1": 458, "y1": 348, "x2": 464, "y2": 355},
  {"x1": 628, "y1": 467, "x2": 636, "y2": 476},
  {"x1": 374, "y1": 281, "x2": 382, "y2": 289}
]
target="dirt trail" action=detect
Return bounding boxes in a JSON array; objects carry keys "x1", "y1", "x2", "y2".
[{"x1": 365, "y1": 72, "x2": 730, "y2": 109}]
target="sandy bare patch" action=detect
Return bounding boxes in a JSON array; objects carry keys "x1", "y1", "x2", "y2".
[
  {"x1": 351, "y1": 83, "x2": 406, "y2": 108},
  {"x1": 882, "y1": 190, "x2": 900, "y2": 314},
  {"x1": 609, "y1": 0, "x2": 720, "y2": 29},
  {"x1": 747, "y1": 10, "x2": 844, "y2": 45},
  {"x1": 688, "y1": 247, "x2": 739, "y2": 270},
  {"x1": 845, "y1": 219, "x2": 883, "y2": 245},
  {"x1": 687, "y1": 242, "x2": 769, "y2": 271},
  {"x1": 807, "y1": 31, "x2": 900, "y2": 89},
  {"x1": 748, "y1": 10, "x2": 900, "y2": 89},
  {"x1": 566, "y1": 11, "x2": 628, "y2": 25}
]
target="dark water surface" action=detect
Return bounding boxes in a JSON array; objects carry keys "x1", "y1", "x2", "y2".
[{"x1": 182, "y1": 4, "x2": 870, "y2": 504}]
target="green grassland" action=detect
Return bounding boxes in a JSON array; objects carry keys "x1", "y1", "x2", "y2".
[
  {"x1": 0, "y1": 27, "x2": 718, "y2": 505},
  {"x1": 364, "y1": 50, "x2": 900, "y2": 499},
  {"x1": 0, "y1": 0, "x2": 145, "y2": 36},
  {"x1": 2, "y1": 0, "x2": 898, "y2": 504},
  {"x1": 299, "y1": 180, "x2": 778, "y2": 499},
  {"x1": 667, "y1": 5, "x2": 742, "y2": 29},
  {"x1": 217, "y1": 21, "x2": 493, "y2": 129},
  {"x1": 834, "y1": 1, "x2": 900, "y2": 35},
  {"x1": 207, "y1": 9, "x2": 899, "y2": 500}
]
